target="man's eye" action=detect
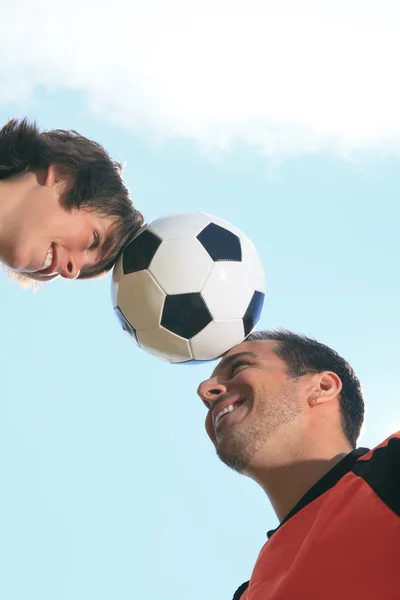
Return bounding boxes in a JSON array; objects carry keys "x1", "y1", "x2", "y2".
[
  {"x1": 89, "y1": 231, "x2": 100, "y2": 251},
  {"x1": 231, "y1": 361, "x2": 250, "y2": 375}
]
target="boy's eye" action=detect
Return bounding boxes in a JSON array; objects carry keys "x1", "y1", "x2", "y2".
[{"x1": 89, "y1": 231, "x2": 100, "y2": 251}]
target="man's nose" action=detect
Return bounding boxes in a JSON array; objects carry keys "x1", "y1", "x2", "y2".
[{"x1": 197, "y1": 378, "x2": 227, "y2": 408}]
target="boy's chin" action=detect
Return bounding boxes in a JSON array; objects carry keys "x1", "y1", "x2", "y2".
[
  {"x1": 25, "y1": 272, "x2": 59, "y2": 282},
  {"x1": 15, "y1": 270, "x2": 59, "y2": 283}
]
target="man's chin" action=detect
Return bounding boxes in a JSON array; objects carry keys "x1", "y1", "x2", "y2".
[
  {"x1": 217, "y1": 449, "x2": 247, "y2": 474},
  {"x1": 216, "y1": 436, "x2": 248, "y2": 474}
]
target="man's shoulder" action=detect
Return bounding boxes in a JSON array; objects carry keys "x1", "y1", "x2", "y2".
[
  {"x1": 363, "y1": 430, "x2": 400, "y2": 454},
  {"x1": 230, "y1": 432, "x2": 400, "y2": 600},
  {"x1": 356, "y1": 430, "x2": 400, "y2": 465},
  {"x1": 352, "y1": 430, "x2": 400, "y2": 517},
  {"x1": 232, "y1": 581, "x2": 249, "y2": 600}
]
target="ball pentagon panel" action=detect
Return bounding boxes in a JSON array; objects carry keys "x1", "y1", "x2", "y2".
[
  {"x1": 202, "y1": 213, "x2": 244, "y2": 239},
  {"x1": 243, "y1": 291, "x2": 265, "y2": 337},
  {"x1": 123, "y1": 228, "x2": 162, "y2": 274},
  {"x1": 111, "y1": 254, "x2": 124, "y2": 307},
  {"x1": 117, "y1": 270, "x2": 166, "y2": 330},
  {"x1": 197, "y1": 222, "x2": 242, "y2": 262},
  {"x1": 161, "y1": 293, "x2": 212, "y2": 338},
  {"x1": 113, "y1": 306, "x2": 139, "y2": 345},
  {"x1": 149, "y1": 237, "x2": 213, "y2": 295}
]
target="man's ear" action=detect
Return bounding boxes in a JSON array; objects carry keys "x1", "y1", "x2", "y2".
[{"x1": 307, "y1": 371, "x2": 342, "y2": 407}]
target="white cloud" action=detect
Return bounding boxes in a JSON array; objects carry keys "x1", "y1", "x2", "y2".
[{"x1": 1, "y1": 0, "x2": 400, "y2": 158}]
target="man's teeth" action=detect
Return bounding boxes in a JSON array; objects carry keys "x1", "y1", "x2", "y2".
[
  {"x1": 38, "y1": 247, "x2": 53, "y2": 271},
  {"x1": 215, "y1": 404, "x2": 240, "y2": 426}
]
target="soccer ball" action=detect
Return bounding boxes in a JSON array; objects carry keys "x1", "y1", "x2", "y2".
[{"x1": 111, "y1": 212, "x2": 265, "y2": 363}]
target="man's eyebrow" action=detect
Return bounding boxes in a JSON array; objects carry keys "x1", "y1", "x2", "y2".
[{"x1": 212, "y1": 351, "x2": 258, "y2": 377}]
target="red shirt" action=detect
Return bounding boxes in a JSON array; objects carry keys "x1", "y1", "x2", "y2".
[{"x1": 233, "y1": 432, "x2": 400, "y2": 600}]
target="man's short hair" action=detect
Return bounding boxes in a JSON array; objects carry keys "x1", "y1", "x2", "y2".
[
  {"x1": 246, "y1": 329, "x2": 365, "y2": 448},
  {"x1": 0, "y1": 118, "x2": 144, "y2": 279}
]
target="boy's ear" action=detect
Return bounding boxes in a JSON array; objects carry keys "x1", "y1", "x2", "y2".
[
  {"x1": 44, "y1": 164, "x2": 60, "y2": 187},
  {"x1": 45, "y1": 164, "x2": 72, "y2": 193}
]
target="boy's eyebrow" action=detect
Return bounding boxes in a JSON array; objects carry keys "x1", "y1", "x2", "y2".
[
  {"x1": 98, "y1": 236, "x2": 107, "y2": 261},
  {"x1": 97, "y1": 229, "x2": 117, "y2": 263},
  {"x1": 212, "y1": 351, "x2": 258, "y2": 377},
  {"x1": 80, "y1": 231, "x2": 117, "y2": 278}
]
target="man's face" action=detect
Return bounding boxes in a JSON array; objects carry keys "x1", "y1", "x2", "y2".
[{"x1": 197, "y1": 340, "x2": 302, "y2": 473}]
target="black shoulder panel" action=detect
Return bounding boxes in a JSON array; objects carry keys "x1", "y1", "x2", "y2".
[
  {"x1": 352, "y1": 436, "x2": 400, "y2": 516},
  {"x1": 232, "y1": 581, "x2": 249, "y2": 600}
]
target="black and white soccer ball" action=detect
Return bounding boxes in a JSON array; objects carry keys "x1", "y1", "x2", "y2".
[{"x1": 111, "y1": 212, "x2": 265, "y2": 363}]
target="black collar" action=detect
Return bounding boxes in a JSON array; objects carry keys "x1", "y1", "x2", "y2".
[{"x1": 267, "y1": 447, "x2": 370, "y2": 539}]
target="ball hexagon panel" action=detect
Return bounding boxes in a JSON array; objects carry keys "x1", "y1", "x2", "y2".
[
  {"x1": 111, "y1": 254, "x2": 124, "y2": 307},
  {"x1": 243, "y1": 291, "x2": 265, "y2": 337},
  {"x1": 240, "y1": 235, "x2": 266, "y2": 293},
  {"x1": 201, "y1": 262, "x2": 255, "y2": 320},
  {"x1": 122, "y1": 228, "x2": 162, "y2": 274},
  {"x1": 149, "y1": 237, "x2": 213, "y2": 295},
  {"x1": 161, "y1": 293, "x2": 212, "y2": 338},
  {"x1": 117, "y1": 270, "x2": 166, "y2": 330},
  {"x1": 190, "y1": 319, "x2": 245, "y2": 360},
  {"x1": 148, "y1": 211, "x2": 212, "y2": 240},
  {"x1": 137, "y1": 326, "x2": 192, "y2": 363},
  {"x1": 197, "y1": 223, "x2": 242, "y2": 262},
  {"x1": 113, "y1": 306, "x2": 139, "y2": 345}
]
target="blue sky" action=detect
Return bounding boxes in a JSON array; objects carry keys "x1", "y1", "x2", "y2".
[{"x1": 1, "y1": 4, "x2": 400, "y2": 597}]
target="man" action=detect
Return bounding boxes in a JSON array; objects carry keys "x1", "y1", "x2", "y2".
[
  {"x1": 0, "y1": 118, "x2": 144, "y2": 284},
  {"x1": 198, "y1": 329, "x2": 398, "y2": 599}
]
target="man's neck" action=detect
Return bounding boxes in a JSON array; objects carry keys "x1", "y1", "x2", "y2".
[
  {"x1": 246, "y1": 434, "x2": 352, "y2": 522},
  {"x1": 259, "y1": 452, "x2": 349, "y2": 521}
]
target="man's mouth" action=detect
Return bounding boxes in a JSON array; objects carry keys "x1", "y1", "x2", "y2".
[{"x1": 213, "y1": 400, "x2": 245, "y2": 428}]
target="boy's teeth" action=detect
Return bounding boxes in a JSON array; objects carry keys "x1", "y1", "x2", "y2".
[{"x1": 38, "y1": 247, "x2": 53, "y2": 271}]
